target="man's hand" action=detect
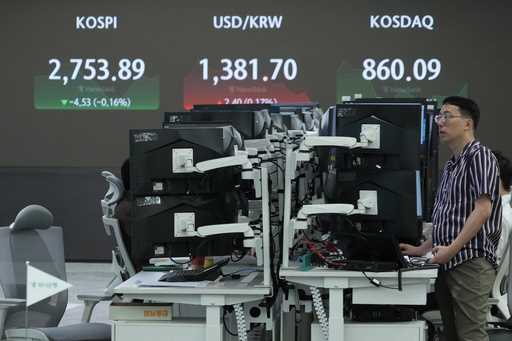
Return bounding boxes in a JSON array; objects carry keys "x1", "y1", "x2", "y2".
[
  {"x1": 399, "y1": 243, "x2": 424, "y2": 257},
  {"x1": 432, "y1": 245, "x2": 457, "y2": 264}
]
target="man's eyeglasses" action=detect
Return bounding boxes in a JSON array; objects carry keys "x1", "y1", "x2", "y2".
[{"x1": 434, "y1": 113, "x2": 464, "y2": 124}]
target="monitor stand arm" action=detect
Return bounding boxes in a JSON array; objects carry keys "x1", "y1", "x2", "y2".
[
  {"x1": 196, "y1": 223, "x2": 256, "y2": 248},
  {"x1": 289, "y1": 192, "x2": 378, "y2": 241},
  {"x1": 190, "y1": 165, "x2": 272, "y2": 288},
  {"x1": 195, "y1": 220, "x2": 266, "y2": 281},
  {"x1": 296, "y1": 130, "x2": 378, "y2": 161},
  {"x1": 195, "y1": 149, "x2": 252, "y2": 173}
]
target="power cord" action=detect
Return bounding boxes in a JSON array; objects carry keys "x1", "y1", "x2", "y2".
[
  {"x1": 223, "y1": 307, "x2": 238, "y2": 337},
  {"x1": 361, "y1": 271, "x2": 400, "y2": 290}
]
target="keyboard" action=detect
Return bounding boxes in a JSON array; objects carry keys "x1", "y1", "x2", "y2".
[
  {"x1": 402, "y1": 257, "x2": 439, "y2": 271},
  {"x1": 159, "y1": 268, "x2": 218, "y2": 282},
  {"x1": 158, "y1": 258, "x2": 229, "y2": 282}
]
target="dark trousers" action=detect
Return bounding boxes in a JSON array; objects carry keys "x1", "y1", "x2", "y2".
[{"x1": 435, "y1": 257, "x2": 496, "y2": 341}]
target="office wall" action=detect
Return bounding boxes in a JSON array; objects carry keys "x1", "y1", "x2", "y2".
[
  {"x1": 1, "y1": 0, "x2": 511, "y2": 260},
  {"x1": 0, "y1": 167, "x2": 113, "y2": 261}
]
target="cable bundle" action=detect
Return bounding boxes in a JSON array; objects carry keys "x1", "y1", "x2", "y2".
[
  {"x1": 310, "y1": 286, "x2": 329, "y2": 341},
  {"x1": 233, "y1": 303, "x2": 248, "y2": 341}
]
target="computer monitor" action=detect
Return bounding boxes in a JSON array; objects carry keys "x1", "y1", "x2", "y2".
[
  {"x1": 129, "y1": 125, "x2": 243, "y2": 196},
  {"x1": 270, "y1": 112, "x2": 305, "y2": 132},
  {"x1": 424, "y1": 109, "x2": 439, "y2": 219},
  {"x1": 163, "y1": 110, "x2": 269, "y2": 140},
  {"x1": 275, "y1": 103, "x2": 320, "y2": 129},
  {"x1": 320, "y1": 106, "x2": 336, "y2": 137},
  {"x1": 325, "y1": 99, "x2": 438, "y2": 220},
  {"x1": 324, "y1": 169, "x2": 422, "y2": 245},
  {"x1": 333, "y1": 101, "x2": 433, "y2": 170},
  {"x1": 192, "y1": 104, "x2": 272, "y2": 137},
  {"x1": 272, "y1": 102, "x2": 320, "y2": 113},
  {"x1": 130, "y1": 192, "x2": 245, "y2": 270},
  {"x1": 193, "y1": 103, "x2": 272, "y2": 112}
]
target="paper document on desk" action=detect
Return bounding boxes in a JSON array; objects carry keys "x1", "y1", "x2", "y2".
[
  {"x1": 141, "y1": 281, "x2": 210, "y2": 288},
  {"x1": 130, "y1": 271, "x2": 210, "y2": 288}
]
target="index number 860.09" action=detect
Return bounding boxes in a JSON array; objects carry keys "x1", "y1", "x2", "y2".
[
  {"x1": 48, "y1": 58, "x2": 145, "y2": 85},
  {"x1": 362, "y1": 58, "x2": 441, "y2": 81}
]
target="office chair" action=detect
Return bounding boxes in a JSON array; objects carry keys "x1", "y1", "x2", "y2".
[
  {"x1": 0, "y1": 205, "x2": 110, "y2": 341},
  {"x1": 100, "y1": 171, "x2": 136, "y2": 296},
  {"x1": 489, "y1": 239, "x2": 510, "y2": 321},
  {"x1": 488, "y1": 231, "x2": 512, "y2": 340}
]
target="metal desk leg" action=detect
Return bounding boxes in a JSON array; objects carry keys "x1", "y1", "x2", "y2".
[
  {"x1": 329, "y1": 288, "x2": 344, "y2": 341},
  {"x1": 206, "y1": 306, "x2": 223, "y2": 341},
  {"x1": 281, "y1": 308, "x2": 295, "y2": 341}
]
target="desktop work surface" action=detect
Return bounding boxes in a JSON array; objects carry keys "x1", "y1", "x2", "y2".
[
  {"x1": 111, "y1": 271, "x2": 272, "y2": 341},
  {"x1": 280, "y1": 265, "x2": 437, "y2": 305},
  {"x1": 114, "y1": 270, "x2": 271, "y2": 302},
  {"x1": 280, "y1": 265, "x2": 437, "y2": 341}
]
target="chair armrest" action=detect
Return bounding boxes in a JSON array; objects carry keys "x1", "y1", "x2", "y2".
[
  {"x1": 489, "y1": 317, "x2": 512, "y2": 330},
  {"x1": 77, "y1": 294, "x2": 112, "y2": 302},
  {"x1": 0, "y1": 298, "x2": 25, "y2": 308},
  {"x1": 488, "y1": 297, "x2": 500, "y2": 305},
  {"x1": 77, "y1": 294, "x2": 112, "y2": 323}
]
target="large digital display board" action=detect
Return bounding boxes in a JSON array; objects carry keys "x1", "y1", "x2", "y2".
[{"x1": 1, "y1": 1, "x2": 510, "y2": 166}]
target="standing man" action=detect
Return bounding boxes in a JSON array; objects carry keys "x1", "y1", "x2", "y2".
[{"x1": 400, "y1": 96, "x2": 502, "y2": 341}]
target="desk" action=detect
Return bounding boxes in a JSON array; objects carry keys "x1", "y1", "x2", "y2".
[
  {"x1": 112, "y1": 271, "x2": 271, "y2": 341},
  {"x1": 280, "y1": 265, "x2": 437, "y2": 341}
]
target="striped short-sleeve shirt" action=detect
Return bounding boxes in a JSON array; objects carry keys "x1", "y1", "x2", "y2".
[{"x1": 432, "y1": 140, "x2": 502, "y2": 270}]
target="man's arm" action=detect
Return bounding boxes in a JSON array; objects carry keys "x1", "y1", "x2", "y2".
[
  {"x1": 432, "y1": 195, "x2": 492, "y2": 264},
  {"x1": 400, "y1": 238, "x2": 433, "y2": 257}
]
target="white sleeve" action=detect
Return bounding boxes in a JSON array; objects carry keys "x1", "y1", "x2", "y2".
[{"x1": 497, "y1": 204, "x2": 512, "y2": 264}]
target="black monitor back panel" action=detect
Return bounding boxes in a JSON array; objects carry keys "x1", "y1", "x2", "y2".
[
  {"x1": 326, "y1": 169, "x2": 422, "y2": 245},
  {"x1": 193, "y1": 104, "x2": 272, "y2": 112},
  {"x1": 334, "y1": 102, "x2": 428, "y2": 170},
  {"x1": 129, "y1": 126, "x2": 242, "y2": 196},
  {"x1": 326, "y1": 100, "x2": 439, "y2": 220},
  {"x1": 130, "y1": 192, "x2": 243, "y2": 270},
  {"x1": 163, "y1": 111, "x2": 268, "y2": 140},
  {"x1": 270, "y1": 113, "x2": 305, "y2": 132}
]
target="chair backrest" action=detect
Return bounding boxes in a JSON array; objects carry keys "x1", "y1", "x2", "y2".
[
  {"x1": 0, "y1": 205, "x2": 67, "y2": 330},
  {"x1": 507, "y1": 231, "x2": 512, "y2": 314},
  {"x1": 100, "y1": 171, "x2": 124, "y2": 220},
  {"x1": 100, "y1": 171, "x2": 136, "y2": 279}
]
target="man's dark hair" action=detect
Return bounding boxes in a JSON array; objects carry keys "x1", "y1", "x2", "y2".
[
  {"x1": 121, "y1": 158, "x2": 130, "y2": 191},
  {"x1": 442, "y1": 96, "x2": 480, "y2": 129},
  {"x1": 493, "y1": 150, "x2": 512, "y2": 190}
]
